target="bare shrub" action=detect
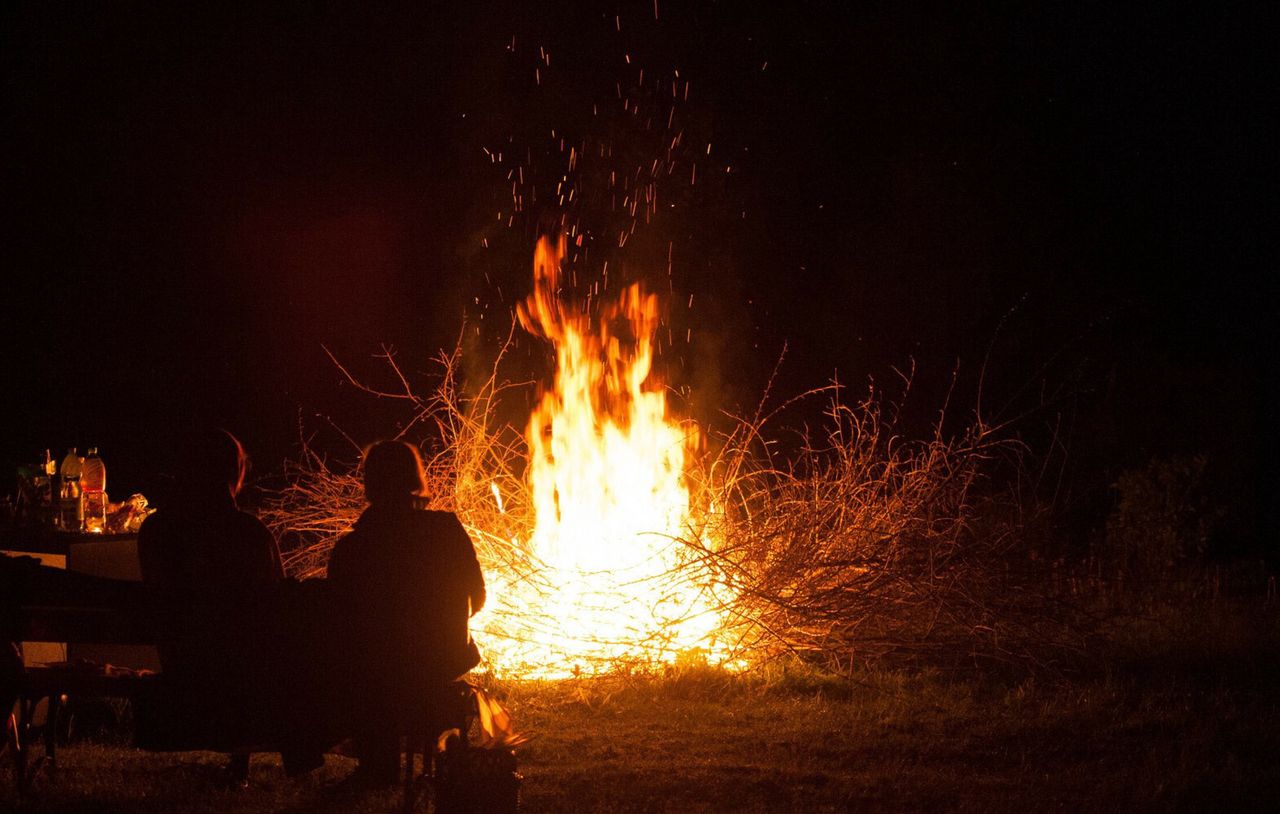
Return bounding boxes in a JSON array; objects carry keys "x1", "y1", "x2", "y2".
[
  {"x1": 681, "y1": 366, "x2": 1086, "y2": 673},
  {"x1": 261, "y1": 336, "x2": 535, "y2": 588},
  {"x1": 264, "y1": 335, "x2": 1084, "y2": 675}
]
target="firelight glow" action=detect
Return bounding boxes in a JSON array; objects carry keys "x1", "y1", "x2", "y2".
[{"x1": 472, "y1": 235, "x2": 735, "y2": 678}]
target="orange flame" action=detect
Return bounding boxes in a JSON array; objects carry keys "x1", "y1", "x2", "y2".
[{"x1": 476, "y1": 235, "x2": 733, "y2": 677}]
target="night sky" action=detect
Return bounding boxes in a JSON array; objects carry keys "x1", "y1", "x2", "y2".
[{"x1": 3, "y1": 2, "x2": 1273, "y2": 540}]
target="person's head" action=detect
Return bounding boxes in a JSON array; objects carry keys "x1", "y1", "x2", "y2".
[
  {"x1": 180, "y1": 428, "x2": 249, "y2": 503},
  {"x1": 361, "y1": 440, "x2": 427, "y2": 507}
]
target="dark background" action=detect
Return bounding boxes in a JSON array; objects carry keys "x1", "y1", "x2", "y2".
[{"x1": 2, "y1": 2, "x2": 1273, "y2": 547}]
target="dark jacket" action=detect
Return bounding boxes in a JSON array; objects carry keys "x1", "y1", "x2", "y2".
[
  {"x1": 135, "y1": 494, "x2": 286, "y2": 748},
  {"x1": 327, "y1": 505, "x2": 485, "y2": 688},
  {"x1": 137, "y1": 495, "x2": 283, "y2": 682}
]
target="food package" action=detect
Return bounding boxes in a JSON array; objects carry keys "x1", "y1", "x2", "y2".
[{"x1": 105, "y1": 493, "x2": 154, "y2": 534}]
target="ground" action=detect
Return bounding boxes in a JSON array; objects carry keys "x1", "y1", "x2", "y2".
[{"x1": 5, "y1": 604, "x2": 1279, "y2": 812}]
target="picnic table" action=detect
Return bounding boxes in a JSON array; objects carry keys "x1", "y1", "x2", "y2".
[
  {"x1": 1, "y1": 549, "x2": 153, "y2": 793},
  {"x1": 1, "y1": 521, "x2": 158, "y2": 673}
]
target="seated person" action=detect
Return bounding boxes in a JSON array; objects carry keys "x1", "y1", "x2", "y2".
[
  {"x1": 326, "y1": 439, "x2": 486, "y2": 784},
  {"x1": 137, "y1": 429, "x2": 317, "y2": 780}
]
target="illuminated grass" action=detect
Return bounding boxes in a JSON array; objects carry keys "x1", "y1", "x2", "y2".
[{"x1": 8, "y1": 609, "x2": 1279, "y2": 812}]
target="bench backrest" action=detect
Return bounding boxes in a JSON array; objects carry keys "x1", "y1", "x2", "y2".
[{"x1": 5, "y1": 555, "x2": 155, "y2": 647}]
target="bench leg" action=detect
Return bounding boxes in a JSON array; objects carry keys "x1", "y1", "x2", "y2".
[
  {"x1": 6, "y1": 708, "x2": 25, "y2": 797},
  {"x1": 13, "y1": 698, "x2": 34, "y2": 798},
  {"x1": 44, "y1": 693, "x2": 60, "y2": 779},
  {"x1": 10, "y1": 694, "x2": 55, "y2": 797},
  {"x1": 402, "y1": 729, "x2": 442, "y2": 813},
  {"x1": 403, "y1": 732, "x2": 437, "y2": 814}
]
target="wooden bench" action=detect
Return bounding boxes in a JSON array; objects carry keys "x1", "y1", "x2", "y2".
[
  {"x1": 3, "y1": 554, "x2": 488, "y2": 811},
  {"x1": 3, "y1": 556, "x2": 158, "y2": 796}
]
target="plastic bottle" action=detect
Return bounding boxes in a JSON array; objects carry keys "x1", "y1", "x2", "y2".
[
  {"x1": 82, "y1": 447, "x2": 107, "y2": 533},
  {"x1": 59, "y1": 448, "x2": 83, "y2": 531}
]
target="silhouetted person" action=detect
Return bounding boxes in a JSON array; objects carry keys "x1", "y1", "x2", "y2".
[
  {"x1": 137, "y1": 429, "x2": 316, "y2": 782},
  {"x1": 327, "y1": 440, "x2": 486, "y2": 784}
]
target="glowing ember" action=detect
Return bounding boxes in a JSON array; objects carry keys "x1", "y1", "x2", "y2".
[{"x1": 473, "y1": 235, "x2": 733, "y2": 677}]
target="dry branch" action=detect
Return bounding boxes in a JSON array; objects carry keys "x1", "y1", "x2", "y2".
[{"x1": 264, "y1": 333, "x2": 1085, "y2": 676}]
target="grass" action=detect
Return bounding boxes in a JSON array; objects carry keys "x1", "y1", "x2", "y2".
[{"x1": 7, "y1": 602, "x2": 1279, "y2": 813}]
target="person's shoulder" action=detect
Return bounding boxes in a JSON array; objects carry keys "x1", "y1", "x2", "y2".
[
  {"x1": 329, "y1": 519, "x2": 365, "y2": 556},
  {"x1": 220, "y1": 510, "x2": 275, "y2": 553},
  {"x1": 232, "y1": 509, "x2": 272, "y2": 536},
  {"x1": 330, "y1": 527, "x2": 356, "y2": 553},
  {"x1": 138, "y1": 510, "x2": 162, "y2": 532},
  {"x1": 418, "y1": 509, "x2": 466, "y2": 531},
  {"x1": 419, "y1": 508, "x2": 459, "y2": 521},
  {"x1": 417, "y1": 510, "x2": 475, "y2": 548},
  {"x1": 136, "y1": 510, "x2": 182, "y2": 571},
  {"x1": 138, "y1": 509, "x2": 178, "y2": 538}
]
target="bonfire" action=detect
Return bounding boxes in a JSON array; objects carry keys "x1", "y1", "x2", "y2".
[
  {"x1": 262, "y1": 226, "x2": 1085, "y2": 679},
  {"x1": 262, "y1": 33, "x2": 1085, "y2": 679}
]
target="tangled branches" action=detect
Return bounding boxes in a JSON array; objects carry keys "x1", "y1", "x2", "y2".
[
  {"x1": 689, "y1": 376, "x2": 1083, "y2": 672},
  {"x1": 264, "y1": 338, "x2": 1084, "y2": 677},
  {"x1": 261, "y1": 335, "x2": 535, "y2": 587}
]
